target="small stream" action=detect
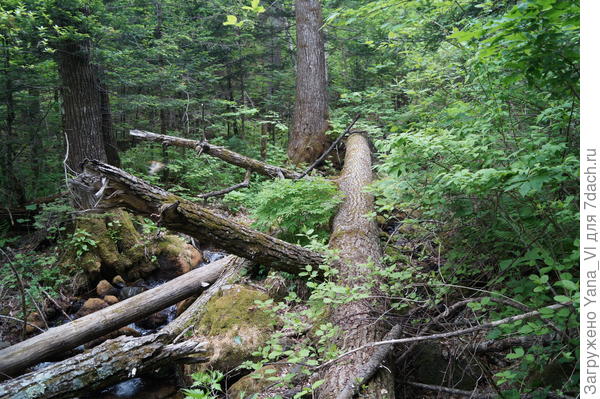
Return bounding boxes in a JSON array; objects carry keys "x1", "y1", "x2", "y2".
[{"x1": 27, "y1": 249, "x2": 227, "y2": 399}]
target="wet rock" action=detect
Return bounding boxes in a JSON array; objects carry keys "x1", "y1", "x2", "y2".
[
  {"x1": 104, "y1": 295, "x2": 119, "y2": 305},
  {"x1": 112, "y1": 275, "x2": 126, "y2": 288},
  {"x1": 157, "y1": 242, "x2": 203, "y2": 279},
  {"x1": 136, "y1": 310, "x2": 169, "y2": 330},
  {"x1": 77, "y1": 298, "x2": 109, "y2": 317},
  {"x1": 96, "y1": 280, "x2": 118, "y2": 297},
  {"x1": 176, "y1": 296, "x2": 197, "y2": 316},
  {"x1": 118, "y1": 327, "x2": 142, "y2": 337},
  {"x1": 119, "y1": 286, "x2": 145, "y2": 300},
  {"x1": 25, "y1": 312, "x2": 45, "y2": 334}
]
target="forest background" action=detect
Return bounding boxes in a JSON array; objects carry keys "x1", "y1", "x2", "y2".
[{"x1": 0, "y1": 0, "x2": 579, "y2": 398}]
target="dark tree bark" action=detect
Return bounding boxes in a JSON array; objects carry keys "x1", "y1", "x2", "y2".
[
  {"x1": 57, "y1": 39, "x2": 107, "y2": 174},
  {"x1": 319, "y1": 133, "x2": 395, "y2": 398},
  {"x1": 98, "y1": 71, "x2": 120, "y2": 167},
  {"x1": 288, "y1": 0, "x2": 329, "y2": 165},
  {"x1": 1, "y1": 39, "x2": 26, "y2": 205}
]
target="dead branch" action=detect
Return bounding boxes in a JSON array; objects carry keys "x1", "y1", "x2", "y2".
[
  {"x1": 296, "y1": 114, "x2": 361, "y2": 179},
  {"x1": 316, "y1": 302, "x2": 570, "y2": 372},
  {"x1": 130, "y1": 129, "x2": 301, "y2": 179},
  {"x1": 197, "y1": 170, "x2": 251, "y2": 199}
]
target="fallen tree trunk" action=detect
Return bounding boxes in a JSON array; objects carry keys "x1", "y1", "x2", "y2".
[
  {"x1": 0, "y1": 333, "x2": 207, "y2": 399},
  {"x1": 130, "y1": 129, "x2": 302, "y2": 179},
  {"x1": 0, "y1": 256, "x2": 249, "y2": 397},
  {"x1": 0, "y1": 256, "x2": 231, "y2": 378},
  {"x1": 72, "y1": 160, "x2": 324, "y2": 273},
  {"x1": 319, "y1": 133, "x2": 395, "y2": 398}
]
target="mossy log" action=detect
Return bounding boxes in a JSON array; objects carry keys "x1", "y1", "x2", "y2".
[
  {"x1": 0, "y1": 256, "x2": 233, "y2": 378},
  {"x1": 130, "y1": 129, "x2": 302, "y2": 179},
  {"x1": 71, "y1": 159, "x2": 324, "y2": 273},
  {"x1": 319, "y1": 133, "x2": 395, "y2": 398},
  {"x1": 0, "y1": 333, "x2": 207, "y2": 399}
]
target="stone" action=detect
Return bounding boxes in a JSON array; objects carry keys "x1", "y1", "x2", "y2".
[
  {"x1": 112, "y1": 275, "x2": 126, "y2": 288},
  {"x1": 176, "y1": 296, "x2": 197, "y2": 316},
  {"x1": 103, "y1": 295, "x2": 119, "y2": 305},
  {"x1": 25, "y1": 312, "x2": 45, "y2": 334},
  {"x1": 96, "y1": 280, "x2": 118, "y2": 297},
  {"x1": 185, "y1": 285, "x2": 274, "y2": 373},
  {"x1": 156, "y1": 240, "x2": 203, "y2": 279},
  {"x1": 77, "y1": 298, "x2": 109, "y2": 317},
  {"x1": 119, "y1": 286, "x2": 145, "y2": 300},
  {"x1": 136, "y1": 310, "x2": 169, "y2": 330}
]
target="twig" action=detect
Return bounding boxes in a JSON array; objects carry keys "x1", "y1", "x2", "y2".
[
  {"x1": 296, "y1": 114, "x2": 361, "y2": 179},
  {"x1": 316, "y1": 302, "x2": 569, "y2": 371},
  {"x1": 336, "y1": 324, "x2": 402, "y2": 399},
  {"x1": 0, "y1": 315, "x2": 45, "y2": 333},
  {"x1": 197, "y1": 170, "x2": 251, "y2": 199},
  {"x1": 1, "y1": 249, "x2": 29, "y2": 339},
  {"x1": 41, "y1": 288, "x2": 72, "y2": 321},
  {"x1": 408, "y1": 381, "x2": 576, "y2": 399},
  {"x1": 407, "y1": 381, "x2": 496, "y2": 398}
]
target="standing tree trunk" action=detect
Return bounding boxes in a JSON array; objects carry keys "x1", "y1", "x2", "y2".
[
  {"x1": 288, "y1": 0, "x2": 329, "y2": 165},
  {"x1": 57, "y1": 39, "x2": 107, "y2": 175},
  {"x1": 98, "y1": 69, "x2": 120, "y2": 167},
  {"x1": 319, "y1": 133, "x2": 395, "y2": 398}
]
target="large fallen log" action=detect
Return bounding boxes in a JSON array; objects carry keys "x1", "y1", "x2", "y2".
[
  {"x1": 0, "y1": 333, "x2": 207, "y2": 399},
  {"x1": 0, "y1": 256, "x2": 249, "y2": 398},
  {"x1": 130, "y1": 129, "x2": 302, "y2": 179},
  {"x1": 0, "y1": 256, "x2": 231, "y2": 378},
  {"x1": 71, "y1": 159, "x2": 324, "y2": 273},
  {"x1": 319, "y1": 133, "x2": 395, "y2": 398}
]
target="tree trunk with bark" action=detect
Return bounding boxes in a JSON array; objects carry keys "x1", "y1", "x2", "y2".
[
  {"x1": 57, "y1": 39, "x2": 107, "y2": 174},
  {"x1": 130, "y1": 129, "x2": 301, "y2": 179},
  {"x1": 319, "y1": 133, "x2": 395, "y2": 398},
  {"x1": 71, "y1": 159, "x2": 323, "y2": 272},
  {"x1": 0, "y1": 257, "x2": 232, "y2": 378},
  {"x1": 288, "y1": 0, "x2": 329, "y2": 165}
]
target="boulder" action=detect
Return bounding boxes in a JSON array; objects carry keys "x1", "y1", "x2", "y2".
[
  {"x1": 136, "y1": 310, "x2": 169, "y2": 331},
  {"x1": 156, "y1": 240, "x2": 203, "y2": 279},
  {"x1": 112, "y1": 275, "x2": 126, "y2": 288},
  {"x1": 77, "y1": 298, "x2": 109, "y2": 317},
  {"x1": 96, "y1": 280, "x2": 118, "y2": 297},
  {"x1": 103, "y1": 295, "x2": 119, "y2": 305},
  {"x1": 25, "y1": 312, "x2": 45, "y2": 334},
  {"x1": 119, "y1": 286, "x2": 145, "y2": 300},
  {"x1": 185, "y1": 285, "x2": 274, "y2": 373}
]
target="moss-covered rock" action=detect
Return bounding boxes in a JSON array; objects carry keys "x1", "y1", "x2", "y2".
[
  {"x1": 62, "y1": 210, "x2": 198, "y2": 285},
  {"x1": 187, "y1": 285, "x2": 274, "y2": 373}
]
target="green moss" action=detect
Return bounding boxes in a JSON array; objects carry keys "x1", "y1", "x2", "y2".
[{"x1": 201, "y1": 285, "x2": 271, "y2": 336}]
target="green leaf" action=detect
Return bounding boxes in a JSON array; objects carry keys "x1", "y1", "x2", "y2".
[{"x1": 506, "y1": 347, "x2": 524, "y2": 359}]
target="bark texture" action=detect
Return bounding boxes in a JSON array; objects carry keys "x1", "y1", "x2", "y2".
[
  {"x1": 288, "y1": 0, "x2": 329, "y2": 165},
  {"x1": 0, "y1": 333, "x2": 207, "y2": 399},
  {"x1": 0, "y1": 257, "x2": 230, "y2": 378},
  {"x1": 71, "y1": 159, "x2": 324, "y2": 272},
  {"x1": 319, "y1": 133, "x2": 394, "y2": 398},
  {"x1": 130, "y1": 129, "x2": 301, "y2": 179},
  {"x1": 57, "y1": 39, "x2": 107, "y2": 174}
]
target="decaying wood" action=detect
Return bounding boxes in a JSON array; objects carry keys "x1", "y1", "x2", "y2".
[
  {"x1": 0, "y1": 256, "x2": 247, "y2": 397},
  {"x1": 407, "y1": 382, "x2": 576, "y2": 399},
  {"x1": 296, "y1": 114, "x2": 360, "y2": 179},
  {"x1": 0, "y1": 257, "x2": 230, "y2": 378},
  {"x1": 197, "y1": 170, "x2": 251, "y2": 199},
  {"x1": 130, "y1": 129, "x2": 301, "y2": 179},
  {"x1": 72, "y1": 160, "x2": 324, "y2": 273},
  {"x1": 319, "y1": 133, "x2": 395, "y2": 398},
  {"x1": 0, "y1": 333, "x2": 207, "y2": 399}
]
